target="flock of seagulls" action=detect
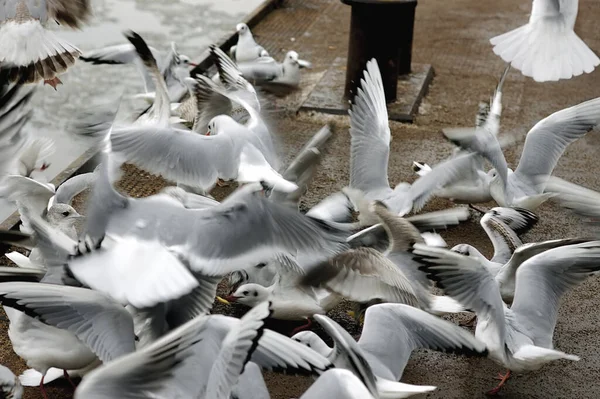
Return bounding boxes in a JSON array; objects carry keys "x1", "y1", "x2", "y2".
[{"x1": 0, "y1": 0, "x2": 600, "y2": 398}]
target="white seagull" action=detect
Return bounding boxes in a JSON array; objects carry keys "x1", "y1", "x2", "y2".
[
  {"x1": 413, "y1": 240, "x2": 600, "y2": 394},
  {"x1": 490, "y1": 0, "x2": 599, "y2": 82},
  {"x1": 0, "y1": 0, "x2": 91, "y2": 88}
]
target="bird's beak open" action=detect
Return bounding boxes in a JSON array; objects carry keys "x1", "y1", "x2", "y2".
[
  {"x1": 217, "y1": 295, "x2": 238, "y2": 305},
  {"x1": 39, "y1": 162, "x2": 50, "y2": 171}
]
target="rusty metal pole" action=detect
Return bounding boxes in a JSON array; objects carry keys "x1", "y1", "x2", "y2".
[{"x1": 341, "y1": 0, "x2": 417, "y2": 103}]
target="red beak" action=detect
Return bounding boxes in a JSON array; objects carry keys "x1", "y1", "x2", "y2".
[
  {"x1": 189, "y1": 62, "x2": 198, "y2": 67},
  {"x1": 39, "y1": 163, "x2": 50, "y2": 171},
  {"x1": 225, "y1": 295, "x2": 238, "y2": 302}
]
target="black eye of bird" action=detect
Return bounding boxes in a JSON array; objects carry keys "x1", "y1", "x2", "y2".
[
  {"x1": 307, "y1": 343, "x2": 311, "y2": 348},
  {"x1": 243, "y1": 290, "x2": 249, "y2": 295},
  {"x1": 253, "y1": 292, "x2": 258, "y2": 297},
  {"x1": 62, "y1": 211, "x2": 70, "y2": 216}
]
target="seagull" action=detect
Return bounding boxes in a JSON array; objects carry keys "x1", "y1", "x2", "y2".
[
  {"x1": 75, "y1": 302, "x2": 330, "y2": 398},
  {"x1": 490, "y1": 0, "x2": 600, "y2": 82},
  {"x1": 75, "y1": 302, "x2": 272, "y2": 398},
  {"x1": 302, "y1": 201, "x2": 466, "y2": 317},
  {"x1": 0, "y1": 364, "x2": 22, "y2": 399},
  {"x1": 292, "y1": 305, "x2": 488, "y2": 398},
  {"x1": 300, "y1": 369, "x2": 376, "y2": 399},
  {"x1": 451, "y1": 206, "x2": 539, "y2": 271},
  {"x1": 412, "y1": 240, "x2": 600, "y2": 394},
  {"x1": 230, "y1": 23, "x2": 269, "y2": 62},
  {"x1": 234, "y1": 51, "x2": 312, "y2": 93},
  {"x1": 0, "y1": 73, "x2": 54, "y2": 177},
  {"x1": 225, "y1": 254, "x2": 342, "y2": 334},
  {"x1": 0, "y1": 282, "x2": 138, "y2": 398},
  {"x1": 0, "y1": 0, "x2": 91, "y2": 89},
  {"x1": 57, "y1": 158, "x2": 350, "y2": 308},
  {"x1": 123, "y1": 31, "x2": 173, "y2": 128},
  {"x1": 348, "y1": 59, "x2": 479, "y2": 217},
  {"x1": 451, "y1": 97, "x2": 600, "y2": 210},
  {"x1": 81, "y1": 40, "x2": 197, "y2": 100},
  {"x1": 419, "y1": 65, "x2": 510, "y2": 205}
]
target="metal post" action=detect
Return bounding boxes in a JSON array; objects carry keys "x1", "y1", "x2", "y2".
[{"x1": 341, "y1": 0, "x2": 417, "y2": 103}]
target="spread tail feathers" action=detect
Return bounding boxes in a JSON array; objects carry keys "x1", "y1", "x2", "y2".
[
  {"x1": 0, "y1": 21, "x2": 80, "y2": 83},
  {"x1": 513, "y1": 345, "x2": 580, "y2": 367},
  {"x1": 490, "y1": 20, "x2": 600, "y2": 82}
]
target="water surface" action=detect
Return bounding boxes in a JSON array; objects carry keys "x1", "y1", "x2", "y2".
[{"x1": 1, "y1": 0, "x2": 264, "y2": 223}]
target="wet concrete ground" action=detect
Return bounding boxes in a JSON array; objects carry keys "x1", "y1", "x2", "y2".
[{"x1": 2, "y1": 0, "x2": 600, "y2": 398}]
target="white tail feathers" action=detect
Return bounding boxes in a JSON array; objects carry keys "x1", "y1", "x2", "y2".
[
  {"x1": 376, "y1": 378, "x2": 437, "y2": 399},
  {"x1": 0, "y1": 21, "x2": 80, "y2": 83},
  {"x1": 513, "y1": 345, "x2": 580, "y2": 368},
  {"x1": 490, "y1": 19, "x2": 600, "y2": 82},
  {"x1": 429, "y1": 295, "x2": 466, "y2": 315},
  {"x1": 19, "y1": 368, "x2": 62, "y2": 386}
]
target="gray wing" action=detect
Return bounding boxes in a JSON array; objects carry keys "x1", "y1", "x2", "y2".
[
  {"x1": 187, "y1": 75, "x2": 233, "y2": 134},
  {"x1": 500, "y1": 237, "x2": 593, "y2": 284},
  {"x1": 0, "y1": 266, "x2": 45, "y2": 282},
  {"x1": 74, "y1": 312, "x2": 211, "y2": 399},
  {"x1": 125, "y1": 31, "x2": 171, "y2": 127},
  {"x1": 231, "y1": 362, "x2": 269, "y2": 399},
  {"x1": 54, "y1": 171, "x2": 97, "y2": 205},
  {"x1": 488, "y1": 206, "x2": 538, "y2": 236},
  {"x1": 159, "y1": 186, "x2": 220, "y2": 209},
  {"x1": 411, "y1": 244, "x2": 506, "y2": 346},
  {"x1": 480, "y1": 212, "x2": 522, "y2": 264},
  {"x1": 358, "y1": 303, "x2": 488, "y2": 380},
  {"x1": 0, "y1": 76, "x2": 35, "y2": 175},
  {"x1": 0, "y1": 175, "x2": 54, "y2": 234},
  {"x1": 406, "y1": 207, "x2": 471, "y2": 231},
  {"x1": 166, "y1": 275, "x2": 220, "y2": 328},
  {"x1": 442, "y1": 126, "x2": 509, "y2": 195},
  {"x1": 513, "y1": 97, "x2": 600, "y2": 192},
  {"x1": 0, "y1": 282, "x2": 136, "y2": 363},
  {"x1": 182, "y1": 193, "x2": 350, "y2": 276},
  {"x1": 313, "y1": 314, "x2": 379, "y2": 398},
  {"x1": 203, "y1": 315, "x2": 332, "y2": 375},
  {"x1": 302, "y1": 248, "x2": 420, "y2": 306},
  {"x1": 270, "y1": 125, "x2": 332, "y2": 207},
  {"x1": 306, "y1": 191, "x2": 354, "y2": 223},
  {"x1": 80, "y1": 43, "x2": 160, "y2": 93},
  {"x1": 46, "y1": 0, "x2": 91, "y2": 28},
  {"x1": 510, "y1": 241, "x2": 600, "y2": 347},
  {"x1": 211, "y1": 45, "x2": 257, "y2": 94},
  {"x1": 204, "y1": 302, "x2": 271, "y2": 399},
  {"x1": 108, "y1": 125, "x2": 236, "y2": 190},
  {"x1": 300, "y1": 369, "x2": 376, "y2": 399},
  {"x1": 407, "y1": 152, "x2": 480, "y2": 212},
  {"x1": 349, "y1": 59, "x2": 391, "y2": 194},
  {"x1": 80, "y1": 44, "x2": 147, "y2": 65},
  {"x1": 236, "y1": 59, "x2": 282, "y2": 83}
]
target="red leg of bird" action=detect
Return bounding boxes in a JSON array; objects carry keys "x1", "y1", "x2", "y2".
[
  {"x1": 486, "y1": 369, "x2": 511, "y2": 395},
  {"x1": 39, "y1": 373, "x2": 48, "y2": 399},
  {"x1": 290, "y1": 318, "x2": 313, "y2": 336},
  {"x1": 64, "y1": 369, "x2": 77, "y2": 390},
  {"x1": 216, "y1": 179, "x2": 231, "y2": 187},
  {"x1": 43, "y1": 76, "x2": 63, "y2": 90}
]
